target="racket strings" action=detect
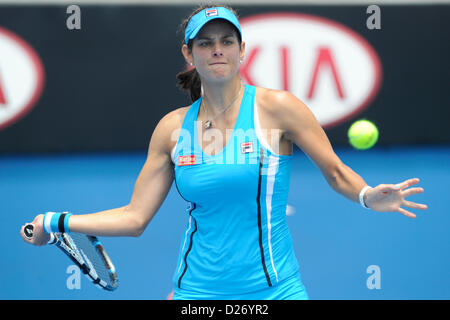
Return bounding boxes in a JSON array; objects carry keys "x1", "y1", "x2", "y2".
[{"x1": 67, "y1": 233, "x2": 117, "y2": 288}]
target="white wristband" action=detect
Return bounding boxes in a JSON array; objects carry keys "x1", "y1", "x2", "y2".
[{"x1": 359, "y1": 186, "x2": 372, "y2": 209}]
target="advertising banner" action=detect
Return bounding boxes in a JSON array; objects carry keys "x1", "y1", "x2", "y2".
[{"x1": 0, "y1": 4, "x2": 448, "y2": 152}]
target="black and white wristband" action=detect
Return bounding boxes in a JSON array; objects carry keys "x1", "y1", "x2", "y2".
[
  {"x1": 359, "y1": 186, "x2": 372, "y2": 209},
  {"x1": 43, "y1": 211, "x2": 72, "y2": 234}
]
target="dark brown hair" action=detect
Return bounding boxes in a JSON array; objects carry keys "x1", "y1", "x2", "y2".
[{"x1": 176, "y1": 4, "x2": 241, "y2": 102}]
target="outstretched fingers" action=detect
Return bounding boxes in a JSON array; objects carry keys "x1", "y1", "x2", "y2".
[
  {"x1": 401, "y1": 187, "x2": 428, "y2": 209},
  {"x1": 399, "y1": 182, "x2": 428, "y2": 211},
  {"x1": 395, "y1": 178, "x2": 420, "y2": 190},
  {"x1": 403, "y1": 200, "x2": 428, "y2": 210},
  {"x1": 397, "y1": 207, "x2": 416, "y2": 219},
  {"x1": 402, "y1": 187, "x2": 423, "y2": 197}
]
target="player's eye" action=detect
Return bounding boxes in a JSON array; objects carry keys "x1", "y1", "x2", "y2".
[{"x1": 198, "y1": 41, "x2": 210, "y2": 47}]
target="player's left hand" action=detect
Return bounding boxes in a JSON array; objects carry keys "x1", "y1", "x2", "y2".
[{"x1": 365, "y1": 178, "x2": 428, "y2": 218}]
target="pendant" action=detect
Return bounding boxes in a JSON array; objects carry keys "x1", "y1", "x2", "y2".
[{"x1": 204, "y1": 120, "x2": 212, "y2": 129}]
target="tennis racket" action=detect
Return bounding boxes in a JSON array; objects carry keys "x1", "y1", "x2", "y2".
[{"x1": 24, "y1": 223, "x2": 119, "y2": 291}]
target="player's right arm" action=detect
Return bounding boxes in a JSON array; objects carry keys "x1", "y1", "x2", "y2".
[{"x1": 21, "y1": 107, "x2": 186, "y2": 245}]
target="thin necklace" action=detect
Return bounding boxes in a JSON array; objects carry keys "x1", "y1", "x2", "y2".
[{"x1": 201, "y1": 84, "x2": 243, "y2": 129}]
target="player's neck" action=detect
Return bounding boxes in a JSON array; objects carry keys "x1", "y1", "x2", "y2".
[{"x1": 201, "y1": 77, "x2": 242, "y2": 115}]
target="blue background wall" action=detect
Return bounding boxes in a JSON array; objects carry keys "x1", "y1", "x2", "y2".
[{"x1": 1, "y1": 145, "x2": 447, "y2": 300}]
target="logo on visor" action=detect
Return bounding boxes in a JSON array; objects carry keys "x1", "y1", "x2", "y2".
[{"x1": 205, "y1": 9, "x2": 218, "y2": 17}]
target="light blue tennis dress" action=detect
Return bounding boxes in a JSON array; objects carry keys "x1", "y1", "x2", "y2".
[{"x1": 171, "y1": 85, "x2": 308, "y2": 300}]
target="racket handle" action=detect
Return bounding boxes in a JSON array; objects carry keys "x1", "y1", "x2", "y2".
[{"x1": 24, "y1": 223, "x2": 56, "y2": 244}]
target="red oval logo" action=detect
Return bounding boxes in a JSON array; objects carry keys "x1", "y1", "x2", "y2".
[
  {"x1": 0, "y1": 26, "x2": 45, "y2": 130},
  {"x1": 240, "y1": 13, "x2": 382, "y2": 129}
]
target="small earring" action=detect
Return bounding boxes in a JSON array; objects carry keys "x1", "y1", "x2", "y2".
[{"x1": 189, "y1": 62, "x2": 193, "y2": 66}]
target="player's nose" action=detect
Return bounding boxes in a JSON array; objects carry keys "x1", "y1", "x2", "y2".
[{"x1": 212, "y1": 44, "x2": 224, "y2": 57}]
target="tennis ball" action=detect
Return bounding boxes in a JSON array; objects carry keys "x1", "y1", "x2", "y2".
[{"x1": 348, "y1": 120, "x2": 379, "y2": 150}]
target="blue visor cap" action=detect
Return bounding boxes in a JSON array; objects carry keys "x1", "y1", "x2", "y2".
[{"x1": 185, "y1": 7, "x2": 242, "y2": 44}]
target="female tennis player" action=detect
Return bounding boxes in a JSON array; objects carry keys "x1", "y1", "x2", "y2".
[{"x1": 21, "y1": 5, "x2": 428, "y2": 300}]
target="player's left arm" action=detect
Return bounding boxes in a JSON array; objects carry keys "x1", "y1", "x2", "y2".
[
  {"x1": 265, "y1": 90, "x2": 428, "y2": 218},
  {"x1": 264, "y1": 90, "x2": 366, "y2": 203}
]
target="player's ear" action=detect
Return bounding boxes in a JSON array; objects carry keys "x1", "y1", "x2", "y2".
[
  {"x1": 182, "y1": 44, "x2": 194, "y2": 66},
  {"x1": 240, "y1": 41, "x2": 246, "y2": 62}
]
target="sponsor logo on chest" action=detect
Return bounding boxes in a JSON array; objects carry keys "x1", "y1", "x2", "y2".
[
  {"x1": 241, "y1": 141, "x2": 254, "y2": 154},
  {"x1": 178, "y1": 155, "x2": 196, "y2": 166}
]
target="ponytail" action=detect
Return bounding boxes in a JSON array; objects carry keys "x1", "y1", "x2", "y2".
[{"x1": 176, "y1": 67, "x2": 202, "y2": 102}]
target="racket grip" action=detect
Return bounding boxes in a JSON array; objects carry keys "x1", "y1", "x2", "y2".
[{"x1": 24, "y1": 223, "x2": 56, "y2": 244}]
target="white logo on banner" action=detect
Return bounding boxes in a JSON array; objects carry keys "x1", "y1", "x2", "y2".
[
  {"x1": 0, "y1": 26, "x2": 45, "y2": 130},
  {"x1": 239, "y1": 13, "x2": 382, "y2": 129}
]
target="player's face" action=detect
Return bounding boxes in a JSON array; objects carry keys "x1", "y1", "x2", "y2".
[{"x1": 189, "y1": 20, "x2": 244, "y2": 83}]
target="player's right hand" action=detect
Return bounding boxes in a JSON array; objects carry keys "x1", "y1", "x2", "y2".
[{"x1": 20, "y1": 214, "x2": 50, "y2": 246}]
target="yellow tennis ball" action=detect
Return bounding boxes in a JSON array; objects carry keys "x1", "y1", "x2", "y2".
[{"x1": 348, "y1": 120, "x2": 379, "y2": 150}]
